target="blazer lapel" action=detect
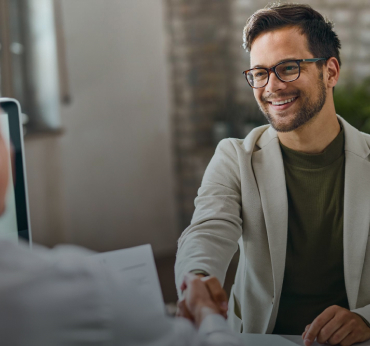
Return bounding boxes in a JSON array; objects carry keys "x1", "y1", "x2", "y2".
[
  {"x1": 252, "y1": 127, "x2": 288, "y2": 303},
  {"x1": 341, "y1": 118, "x2": 370, "y2": 309}
]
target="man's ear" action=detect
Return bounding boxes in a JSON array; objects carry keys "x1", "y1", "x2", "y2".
[{"x1": 325, "y1": 57, "x2": 340, "y2": 89}]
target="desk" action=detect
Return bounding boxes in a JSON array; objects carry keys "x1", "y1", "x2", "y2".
[{"x1": 239, "y1": 334, "x2": 370, "y2": 346}]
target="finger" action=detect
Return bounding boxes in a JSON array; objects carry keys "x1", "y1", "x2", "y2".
[
  {"x1": 176, "y1": 299, "x2": 185, "y2": 317},
  {"x1": 181, "y1": 273, "x2": 196, "y2": 292},
  {"x1": 338, "y1": 331, "x2": 357, "y2": 346},
  {"x1": 202, "y1": 277, "x2": 228, "y2": 318},
  {"x1": 180, "y1": 280, "x2": 187, "y2": 293},
  {"x1": 316, "y1": 316, "x2": 344, "y2": 344},
  {"x1": 202, "y1": 277, "x2": 228, "y2": 311},
  {"x1": 302, "y1": 324, "x2": 311, "y2": 340},
  {"x1": 326, "y1": 325, "x2": 351, "y2": 346},
  {"x1": 176, "y1": 299, "x2": 194, "y2": 321},
  {"x1": 304, "y1": 307, "x2": 337, "y2": 346}
]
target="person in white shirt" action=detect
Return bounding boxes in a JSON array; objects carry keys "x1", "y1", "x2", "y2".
[{"x1": 0, "y1": 121, "x2": 242, "y2": 346}]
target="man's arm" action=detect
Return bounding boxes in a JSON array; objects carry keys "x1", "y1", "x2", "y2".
[{"x1": 175, "y1": 139, "x2": 243, "y2": 294}]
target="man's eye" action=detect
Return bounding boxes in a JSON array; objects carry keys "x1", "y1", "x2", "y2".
[
  {"x1": 254, "y1": 71, "x2": 267, "y2": 78},
  {"x1": 282, "y1": 65, "x2": 298, "y2": 72}
]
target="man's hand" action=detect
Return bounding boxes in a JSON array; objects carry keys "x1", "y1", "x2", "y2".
[
  {"x1": 302, "y1": 305, "x2": 370, "y2": 346},
  {"x1": 200, "y1": 276, "x2": 228, "y2": 319},
  {"x1": 176, "y1": 273, "x2": 228, "y2": 327}
]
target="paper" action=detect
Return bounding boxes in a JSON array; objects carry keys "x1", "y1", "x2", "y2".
[
  {"x1": 92, "y1": 244, "x2": 165, "y2": 314},
  {"x1": 239, "y1": 334, "x2": 370, "y2": 346}
]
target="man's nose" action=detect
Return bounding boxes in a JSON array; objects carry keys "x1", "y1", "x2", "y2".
[{"x1": 265, "y1": 71, "x2": 287, "y2": 94}]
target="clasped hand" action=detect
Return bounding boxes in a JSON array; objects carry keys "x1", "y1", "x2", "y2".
[{"x1": 176, "y1": 274, "x2": 228, "y2": 327}]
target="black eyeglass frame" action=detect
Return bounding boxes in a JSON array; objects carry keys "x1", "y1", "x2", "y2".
[{"x1": 243, "y1": 58, "x2": 329, "y2": 89}]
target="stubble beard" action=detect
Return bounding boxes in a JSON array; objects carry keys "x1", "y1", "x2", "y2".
[{"x1": 257, "y1": 75, "x2": 327, "y2": 133}]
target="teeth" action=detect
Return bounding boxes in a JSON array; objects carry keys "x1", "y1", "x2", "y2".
[{"x1": 272, "y1": 97, "x2": 296, "y2": 106}]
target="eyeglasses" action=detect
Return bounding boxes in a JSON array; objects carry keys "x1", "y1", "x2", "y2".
[{"x1": 243, "y1": 58, "x2": 328, "y2": 89}]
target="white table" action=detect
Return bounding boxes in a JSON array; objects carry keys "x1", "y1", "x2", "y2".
[{"x1": 239, "y1": 334, "x2": 370, "y2": 346}]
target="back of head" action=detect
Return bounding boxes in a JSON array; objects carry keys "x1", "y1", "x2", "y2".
[{"x1": 243, "y1": 2, "x2": 341, "y2": 67}]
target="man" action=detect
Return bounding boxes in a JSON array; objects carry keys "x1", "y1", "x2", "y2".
[
  {"x1": 0, "y1": 111, "x2": 241, "y2": 345},
  {"x1": 175, "y1": 3, "x2": 370, "y2": 346}
]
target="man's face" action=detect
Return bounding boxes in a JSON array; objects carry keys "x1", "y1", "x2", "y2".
[{"x1": 250, "y1": 26, "x2": 327, "y2": 132}]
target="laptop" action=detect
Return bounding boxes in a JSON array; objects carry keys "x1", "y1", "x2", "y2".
[{"x1": 0, "y1": 98, "x2": 31, "y2": 245}]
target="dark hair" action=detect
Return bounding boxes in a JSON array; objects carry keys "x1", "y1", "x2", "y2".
[{"x1": 243, "y1": 2, "x2": 341, "y2": 67}]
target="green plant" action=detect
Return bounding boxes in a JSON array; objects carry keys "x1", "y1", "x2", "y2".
[{"x1": 334, "y1": 77, "x2": 370, "y2": 134}]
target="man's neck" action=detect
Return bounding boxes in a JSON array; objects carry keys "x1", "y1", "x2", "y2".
[{"x1": 277, "y1": 110, "x2": 340, "y2": 154}]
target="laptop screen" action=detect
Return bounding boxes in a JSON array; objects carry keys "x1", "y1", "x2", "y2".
[{"x1": 0, "y1": 99, "x2": 31, "y2": 244}]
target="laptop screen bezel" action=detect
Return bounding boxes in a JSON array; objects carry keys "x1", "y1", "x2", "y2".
[{"x1": 0, "y1": 98, "x2": 32, "y2": 244}]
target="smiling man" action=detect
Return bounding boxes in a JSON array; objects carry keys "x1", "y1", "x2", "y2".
[{"x1": 175, "y1": 3, "x2": 370, "y2": 346}]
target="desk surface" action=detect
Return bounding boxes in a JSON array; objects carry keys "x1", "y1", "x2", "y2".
[{"x1": 239, "y1": 334, "x2": 370, "y2": 346}]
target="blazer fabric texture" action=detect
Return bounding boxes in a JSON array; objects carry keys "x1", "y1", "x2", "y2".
[{"x1": 175, "y1": 115, "x2": 370, "y2": 334}]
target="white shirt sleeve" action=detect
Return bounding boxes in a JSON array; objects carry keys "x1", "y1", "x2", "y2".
[{"x1": 0, "y1": 240, "x2": 242, "y2": 346}]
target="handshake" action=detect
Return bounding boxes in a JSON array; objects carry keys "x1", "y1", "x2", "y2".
[{"x1": 176, "y1": 273, "x2": 229, "y2": 328}]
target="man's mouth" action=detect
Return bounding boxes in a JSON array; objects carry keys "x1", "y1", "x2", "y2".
[
  {"x1": 265, "y1": 96, "x2": 299, "y2": 111},
  {"x1": 270, "y1": 97, "x2": 297, "y2": 106}
]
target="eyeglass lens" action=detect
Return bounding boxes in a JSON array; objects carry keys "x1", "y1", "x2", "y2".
[{"x1": 246, "y1": 61, "x2": 300, "y2": 88}]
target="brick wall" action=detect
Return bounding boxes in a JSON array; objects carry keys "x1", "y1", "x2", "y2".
[
  {"x1": 166, "y1": 0, "x2": 370, "y2": 231},
  {"x1": 165, "y1": 0, "x2": 236, "y2": 229}
]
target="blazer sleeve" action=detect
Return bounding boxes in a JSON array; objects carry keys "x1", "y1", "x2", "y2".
[
  {"x1": 175, "y1": 138, "x2": 243, "y2": 295},
  {"x1": 352, "y1": 307, "x2": 370, "y2": 327}
]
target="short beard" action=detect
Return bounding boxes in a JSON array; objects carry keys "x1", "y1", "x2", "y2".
[{"x1": 258, "y1": 73, "x2": 327, "y2": 133}]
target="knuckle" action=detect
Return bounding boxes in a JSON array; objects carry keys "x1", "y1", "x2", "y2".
[
  {"x1": 327, "y1": 305, "x2": 340, "y2": 312},
  {"x1": 315, "y1": 317, "x2": 325, "y2": 325},
  {"x1": 317, "y1": 335, "x2": 326, "y2": 344},
  {"x1": 318, "y1": 327, "x2": 329, "y2": 340},
  {"x1": 348, "y1": 318, "x2": 357, "y2": 328},
  {"x1": 206, "y1": 276, "x2": 217, "y2": 284},
  {"x1": 339, "y1": 309, "x2": 350, "y2": 318},
  {"x1": 329, "y1": 334, "x2": 340, "y2": 345}
]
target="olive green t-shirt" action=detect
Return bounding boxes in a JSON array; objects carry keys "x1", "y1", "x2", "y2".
[{"x1": 272, "y1": 128, "x2": 349, "y2": 335}]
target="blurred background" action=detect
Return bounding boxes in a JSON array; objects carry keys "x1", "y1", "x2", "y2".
[{"x1": 1, "y1": 0, "x2": 370, "y2": 304}]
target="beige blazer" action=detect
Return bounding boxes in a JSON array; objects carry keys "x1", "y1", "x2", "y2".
[{"x1": 175, "y1": 116, "x2": 370, "y2": 334}]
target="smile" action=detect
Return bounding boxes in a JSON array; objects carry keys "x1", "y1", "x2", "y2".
[{"x1": 270, "y1": 97, "x2": 297, "y2": 106}]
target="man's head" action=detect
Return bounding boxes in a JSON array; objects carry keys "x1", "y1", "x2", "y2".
[
  {"x1": 243, "y1": 3, "x2": 341, "y2": 132},
  {"x1": 243, "y1": 3, "x2": 341, "y2": 66}
]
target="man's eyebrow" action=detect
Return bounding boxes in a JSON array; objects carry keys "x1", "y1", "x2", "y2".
[{"x1": 250, "y1": 57, "x2": 299, "y2": 69}]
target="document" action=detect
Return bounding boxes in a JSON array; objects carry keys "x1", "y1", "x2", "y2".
[{"x1": 92, "y1": 244, "x2": 165, "y2": 315}]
